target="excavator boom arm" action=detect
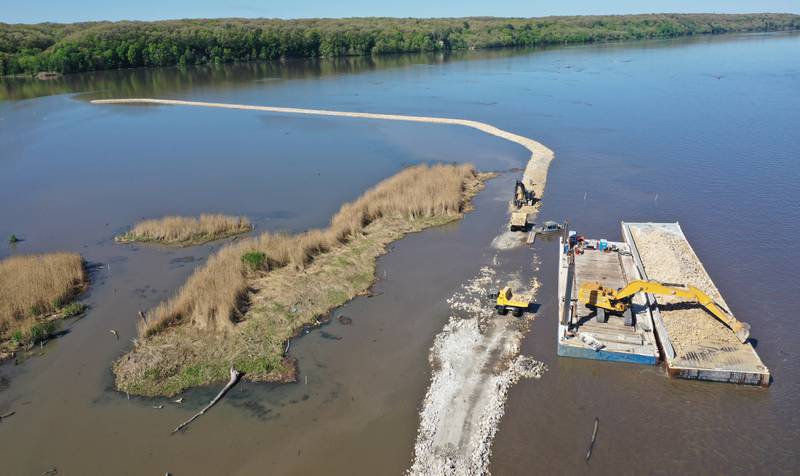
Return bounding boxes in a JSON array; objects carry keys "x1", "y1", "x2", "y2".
[
  {"x1": 610, "y1": 280, "x2": 750, "y2": 343},
  {"x1": 614, "y1": 280, "x2": 692, "y2": 300}
]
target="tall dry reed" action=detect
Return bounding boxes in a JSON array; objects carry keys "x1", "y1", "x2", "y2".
[
  {"x1": 117, "y1": 214, "x2": 252, "y2": 244},
  {"x1": 140, "y1": 164, "x2": 476, "y2": 336},
  {"x1": 0, "y1": 252, "x2": 86, "y2": 336}
]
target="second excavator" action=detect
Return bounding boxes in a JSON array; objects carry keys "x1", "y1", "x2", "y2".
[
  {"x1": 510, "y1": 180, "x2": 536, "y2": 232},
  {"x1": 578, "y1": 279, "x2": 751, "y2": 343}
]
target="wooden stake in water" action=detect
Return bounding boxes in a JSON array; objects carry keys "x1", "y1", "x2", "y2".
[{"x1": 586, "y1": 417, "x2": 599, "y2": 461}]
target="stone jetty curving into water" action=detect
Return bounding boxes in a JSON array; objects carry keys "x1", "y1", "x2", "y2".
[
  {"x1": 92, "y1": 97, "x2": 555, "y2": 475},
  {"x1": 91, "y1": 98, "x2": 554, "y2": 197}
]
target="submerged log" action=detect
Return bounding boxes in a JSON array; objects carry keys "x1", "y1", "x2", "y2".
[{"x1": 171, "y1": 367, "x2": 241, "y2": 434}]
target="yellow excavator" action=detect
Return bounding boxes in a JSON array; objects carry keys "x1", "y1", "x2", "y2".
[
  {"x1": 578, "y1": 280, "x2": 751, "y2": 343},
  {"x1": 513, "y1": 180, "x2": 535, "y2": 208},
  {"x1": 510, "y1": 180, "x2": 536, "y2": 232}
]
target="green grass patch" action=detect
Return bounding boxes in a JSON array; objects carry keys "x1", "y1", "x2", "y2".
[
  {"x1": 242, "y1": 251, "x2": 266, "y2": 271},
  {"x1": 234, "y1": 356, "x2": 278, "y2": 375},
  {"x1": 60, "y1": 302, "x2": 86, "y2": 318},
  {"x1": 335, "y1": 256, "x2": 352, "y2": 268},
  {"x1": 11, "y1": 320, "x2": 56, "y2": 346},
  {"x1": 325, "y1": 289, "x2": 348, "y2": 306}
]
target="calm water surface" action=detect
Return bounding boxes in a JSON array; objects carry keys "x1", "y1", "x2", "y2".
[{"x1": 0, "y1": 33, "x2": 798, "y2": 474}]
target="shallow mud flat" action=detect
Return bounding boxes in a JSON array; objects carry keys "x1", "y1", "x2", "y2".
[{"x1": 410, "y1": 267, "x2": 546, "y2": 475}]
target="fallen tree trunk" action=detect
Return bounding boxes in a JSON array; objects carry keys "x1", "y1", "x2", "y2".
[{"x1": 171, "y1": 367, "x2": 241, "y2": 434}]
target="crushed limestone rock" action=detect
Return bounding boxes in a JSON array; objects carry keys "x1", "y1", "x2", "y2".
[
  {"x1": 410, "y1": 267, "x2": 546, "y2": 476},
  {"x1": 630, "y1": 224, "x2": 740, "y2": 356}
]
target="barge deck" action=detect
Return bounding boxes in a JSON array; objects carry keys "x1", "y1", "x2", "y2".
[{"x1": 557, "y1": 237, "x2": 660, "y2": 364}]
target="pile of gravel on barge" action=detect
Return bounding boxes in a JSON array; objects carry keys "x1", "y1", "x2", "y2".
[{"x1": 622, "y1": 222, "x2": 770, "y2": 386}]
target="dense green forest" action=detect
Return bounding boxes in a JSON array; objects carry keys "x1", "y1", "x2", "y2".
[{"x1": 1, "y1": 14, "x2": 798, "y2": 76}]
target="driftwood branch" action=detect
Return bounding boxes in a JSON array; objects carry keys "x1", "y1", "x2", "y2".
[
  {"x1": 586, "y1": 417, "x2": 599, "y2": 461},
  {"x1": 171, "y1": 367, "x2": 241, "y2": 434}
]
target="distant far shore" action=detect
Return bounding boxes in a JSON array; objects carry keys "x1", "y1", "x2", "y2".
[{"x1": 2, "y1": 13, "x2": 798, "y2": 77}]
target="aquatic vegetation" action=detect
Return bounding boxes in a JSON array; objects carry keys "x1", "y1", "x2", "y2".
[
  {"x1": 11, "y1": 320, "x2": 56, "y2": 347},
  {"x1": 139, "y1": 163, "x2": 477, "y2": 336},
  {"x1": 115, "y1": 214, "x2": 252, "y2": 246},
  {"x1": 0, "y1": 252, "x2": 87, "y2": 348},
  {"x1": 60, "y1": 302, "x2": 87, "y2": 318},
  {"x1": 114, "y1": 163, "x2": 487, "y2": 395}
]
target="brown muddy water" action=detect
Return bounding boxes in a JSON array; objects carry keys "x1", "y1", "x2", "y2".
[{"x1": 2, "y1": 33, "x2": 799, "y2": 474}]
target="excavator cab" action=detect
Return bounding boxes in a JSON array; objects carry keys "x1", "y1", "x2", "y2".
[
  {"x1": 579, "y1": 283, "x2": 634, "y2": 326},
  {"x1": 510, "y1": 181, "x2": 536, "y2": 232},
  {"x1": 502, "y1": 287, "x2": 514, "y2": 301},
  {"x1": 513, "y1": 180, "x2": 535, "y2": 208}
]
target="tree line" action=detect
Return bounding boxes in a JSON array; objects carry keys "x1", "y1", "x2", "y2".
[{"x1": 1, "y1": 14, "x2": 798, "y2": 76}]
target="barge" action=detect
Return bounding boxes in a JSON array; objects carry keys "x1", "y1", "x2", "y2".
[
  {"x1": 622, "y1": 222, "x2": 770, "y2": 386},
  {"x1": 557, "y1": 236, "x2": 660, "y2": 364},
  {"x1": 555, "y1": 222, "x2": 770, "y2": 386}
]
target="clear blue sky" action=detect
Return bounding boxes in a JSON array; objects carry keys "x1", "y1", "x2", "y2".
[{"x1": 2, "y1": 0, "x2": 798, "y2": 24}]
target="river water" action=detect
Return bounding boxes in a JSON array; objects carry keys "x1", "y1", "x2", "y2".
[{"x1": 1, "y1": 33, "x2": 798, "y2": 474}]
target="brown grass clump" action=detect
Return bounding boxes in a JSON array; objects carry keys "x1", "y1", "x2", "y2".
[
  {"x1": 0, "y1": 252, "x2": 87, "y2": 346},
  {"x1": 116, "y1": 214, "x2": 252, "y2": 245},
  {"x1": 139, "y1": 164, "x2": 477, "y2": 337}
]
